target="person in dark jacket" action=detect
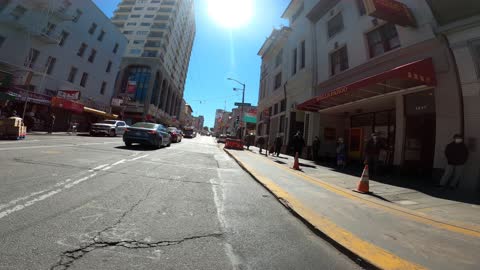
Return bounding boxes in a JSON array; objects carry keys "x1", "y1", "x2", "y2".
[
  {"x1": 364, "y1": 132, "x2": 383, "y2": 177},
  {"x1": 312, "y1": 136, "x2": 321, "y2": 161},
  {"x1": 274, "y1": 135, "x2": 283, "y2": 157},
  {"x1": 292, "y1": 131, "x2": 305, "y2": 157},
  {"x1": 439, "y1": 134, "x2": 469, "y2": 189},
  {"x1": 257, "y1": 136, "x2": 266, "y2": 154}
]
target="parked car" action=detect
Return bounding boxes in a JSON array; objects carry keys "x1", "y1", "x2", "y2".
[
  {"x1": 168, "y1": 127, "x2": 183, "y2": 143},
  {"x1": 90, "y1": 120, "x2": 127, "y2": 137},
  {"x1": 183, "y1": 127, "x2": 196, "y2": 138},
  {"x1": 123, "y1": 122, "x2": 171, "y2": 148},
  {"x1": 217, "y1": 134, "x2": 227, "y2": 143}
]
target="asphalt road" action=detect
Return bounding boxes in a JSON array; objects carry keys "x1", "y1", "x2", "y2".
[{"x1": 0, "y1": 134, "x2": 361, "y2": 270}]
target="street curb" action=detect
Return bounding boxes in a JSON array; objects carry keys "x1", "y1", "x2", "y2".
[
  {"x1": 242, "y1": 149, "x2": 480, "y2": 236},
  {"x1": 223, "y1": 147, "x2": 382, "y2": 270}
]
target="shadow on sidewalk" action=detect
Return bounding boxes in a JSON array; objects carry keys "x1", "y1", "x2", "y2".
[{"x1": 312, "y1": 160, "x2": 480, "y2": 206}]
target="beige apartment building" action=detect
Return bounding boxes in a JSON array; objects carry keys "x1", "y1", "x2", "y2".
[
  {"x1": 257, "y1": 0, "x2": 480, "y2": 191},
  {"x1": 111, "y1": 0, "x2": 195, "y2": 126}
]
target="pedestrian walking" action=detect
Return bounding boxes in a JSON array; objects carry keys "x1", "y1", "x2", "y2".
[
  {"x1": 336, "y1": 137, "x2": 346, "y2": 169},
  {"x1": 245, "y1": 133, "x2": 253, "y2": 150},
  {"x1": 257, "y1": 136, "x2": 265, "y2": 154},
  {"x1": 48, "y1": 112, "x2": 55, "y2": 134},
  {"x1": 312, "y1": 136, "x2": 321, "y2": 161},
  {"x1": 292, "y1": 131, "x2": 305, "y2": 157},
  {"x1": 274, "y1": 135, "x2": 283, "y2": 157},
  {"x1": 438, "y1": 134, "x2": 469, "y2": 189},
  {"x1": 364, "y1": 132, "x2": 383, "y2": 177}
]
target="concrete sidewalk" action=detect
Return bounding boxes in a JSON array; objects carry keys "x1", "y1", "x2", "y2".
[
  {"x1": 225, "y1": 146, "x2": 480, "y2": 270},
  {"x1": 246, "y1": 146, "x2": 480, "y2": 229}
]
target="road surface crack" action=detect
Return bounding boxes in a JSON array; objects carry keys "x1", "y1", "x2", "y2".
[{"x1": 50, "y1": 233, "x2": 224, "y2": 270}]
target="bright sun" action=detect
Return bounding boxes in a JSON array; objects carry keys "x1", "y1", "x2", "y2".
[{"x1": 207, "y1": 0, "x2": 254, "y2": 29}]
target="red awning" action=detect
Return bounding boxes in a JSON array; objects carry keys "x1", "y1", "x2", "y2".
[
  {"x1": 297, "y1": 58, "x2": 436, "y2": 112},
  {"x1": 51, "y1": 97, "x2": 84, "y2": 114}
]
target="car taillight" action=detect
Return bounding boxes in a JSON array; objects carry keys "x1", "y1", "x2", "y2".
[{"x1": 148, "y1": 130, "x2": 157, "y2": 134}]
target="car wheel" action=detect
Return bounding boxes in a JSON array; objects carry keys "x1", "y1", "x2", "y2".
[
  {"x1": 125, "y1": 142, "x2": 132, "y2": 147},
  {"x1": 109, "y1": 130, "x2": 116, "y2": 137},
  {"x1": 156, "y1": 138, "x2": 162, "y2": 149}
]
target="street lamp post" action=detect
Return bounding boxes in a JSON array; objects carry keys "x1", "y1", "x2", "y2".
[{"x1": 227, "y1": 78, "x2": 246, "y2": 139}]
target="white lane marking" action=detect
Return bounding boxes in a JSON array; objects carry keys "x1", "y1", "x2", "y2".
[
  {"x1": 0, "y1": 141, "x2": 118, "y2": 151},
  {"x1": 0, "y1": 173, "x2": 97, "y2": 220},
  {"x1": 0, "y1": 189, "x2": 50, "y2": 211},
  {"x1": 102, "y1": 166, "x2": 112, "y2": 171},
  {"x1": 129, "y1": 154, "x2": 149, "y2": 161},
  {"x1": 89, "y1": 164, "x2": 110, "y2": 172},
  {"x1": 112, "y1": 159, "x2": 126, "y2": 166}
]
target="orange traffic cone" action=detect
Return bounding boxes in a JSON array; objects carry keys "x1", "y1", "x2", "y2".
[
  {"x1": 292, "y1": 152, "x2": 300, "y2": 170},
  {"x1": 354, "y1": 165, "x2": 370, "y2": 194}
]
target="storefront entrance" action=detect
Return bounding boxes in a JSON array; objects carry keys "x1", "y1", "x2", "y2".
[{"x1": 403, "y1": 90, "x2": 436, "y2": 176}]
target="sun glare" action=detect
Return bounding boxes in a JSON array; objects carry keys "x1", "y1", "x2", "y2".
[{"x1": 207, "y1": 0, "x2": 254, "y2": 29}]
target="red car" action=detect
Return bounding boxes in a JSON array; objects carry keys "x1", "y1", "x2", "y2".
[{"x1": 168, "y1": 127, "x2": 183, "y2": 143}]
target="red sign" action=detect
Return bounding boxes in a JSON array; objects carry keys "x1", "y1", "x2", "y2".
[
  {"x1": 51, "y1": 97, "x2": 84, "y2": 114},
  {"x1": 127, "y1": 81, "x2": 137, "y2": 94},
  {"x1": 57, "y1": 90, "x2": 81, "y2": 100},
  {"x1": 364, "y1": 0, "x2": 416, "y2": 27}
]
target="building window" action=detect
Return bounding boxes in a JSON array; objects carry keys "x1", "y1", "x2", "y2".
[
  {"x1": 97, "y1": 30, "x2": 105, "y2": 41},
  {"x1": 44, "y1": 22, "x2": 56, "y2": 35},
  {"x1": 151, "y1": 0, "x2": 161, "y2": 3},
  {"x1": 0, "y1": 35, "x2": 5, "y2": 47},
  {"x1": 471, "y1": 41, "x2": 480, "y2": 78},
  {"x1": 279, "y1": 115, "x2": 285, "y2": 132},
  {"x1": 73, "y1": 9, "x2": 82, "y2": 22},
  {"x1": 300, "y1": 40, "x2": 306, "y2": 69},
  {"x1": 45, "y1": 56, "x2": 56, "y2": 75},
  {"x1": 130, "y1": 49, "x2": 142, "y2": 55},
  {"x1": 142, "y1": 50, "x2": 158, "y2": 57},
  {"x1": 88, "y1": 23, "x2": 97, "y2": 35},
  {"x1": 366, "y1": 23, "x2": 400, "y2": 58},
  {"x1": 280, "y1": 99, "x2": 286, "y2": 112},
  {"x1": 126, "y1": 22, "x2": 137, "y2": 26},
  {"x1": 123, "y1": 30, "x2": 134, "y2": 34},
  {"x1": 122, "y1": 66, "x2": 151, "y2": 102},
  {"x1": 136, "y1": 31, "x2": 149, "y2": 35},
  {"x1": 133, "y1": 40, "x2": 145, "y2": 44},
  {"x1": 100, "y1": 82, "x2": 107, "y2": 95},
  {"x1": 10, "y1": 5, "x2": 27, "y2": 20},
  {"x1": 134, "y1": 7, "x2": 143, "y2": 10},
  {"x1": 275, "y1": 49, "x2": 283, "y2": 67},
  {"x1": 144, "y1": 14, "x2": 155, "y2": 18},
  {"x1": 147, "y1": 7, "x2": 156, "y2": 10},
  {"x1": 67, "y1": 67, "x2": 78, "y2": 83},
  {"x1": 130, "y1": 14, "x2": 141, "y2": 18},
  {"x1": 330, "y1": 46, "x2": 349, "y2": 75},
  {"x1": 80, "y1": 72, "x2": 88, "y2": 87},
  {"x1": 356, "y1": 0, "x2": 366, "y2": 16},
  {"x1": 25, "y1": 48, "x2": 39, "y2": 68},
  {"x1": 274, "y1": 103, "x2": 278, "y2": 115},
  {"x1": 113, "y1": 43, "x2": 119, "y2": 53},
  {"x1": 88, "y1": 49, "x2": 97, "y2": 63},
  {"x1": 274, "y1": 72, "x2": 282, "y2": 89},
  {"x1": 59, "y1": 31, "x2": 69, "y2": 46},
  {"x1": 106, "y1": 61, "x2": 112, "y2": 73},
  {"x1": 327, "y1": 13, "x2": 344, "y2": 38},
  {"x1": 140, "y1": 22, "x2": 151, "y2": 26},
  {"x1": 77, "y1": 43, "x2": 87, "y2": 57},
  {"x1": 292, "y1": 48, "x2": 297, "y2": 75}
]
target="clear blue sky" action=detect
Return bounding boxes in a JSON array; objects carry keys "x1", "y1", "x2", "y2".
[{"x1": 93, "y1": 0, "x2": 289, "y2": 127}]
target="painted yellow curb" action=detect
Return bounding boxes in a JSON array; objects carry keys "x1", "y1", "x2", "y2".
[{"x1": 226, "y1": 149, "x2": 426, "y2": 270}]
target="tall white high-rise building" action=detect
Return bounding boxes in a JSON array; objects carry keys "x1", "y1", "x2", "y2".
[{"x1": 111, "y1": 0, "x2": 196, "y2": 125}]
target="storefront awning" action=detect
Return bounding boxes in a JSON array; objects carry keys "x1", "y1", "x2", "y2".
[
  {"x1": 297, "y1": 58, "x2": 437, "y2": 112},
  {"x1": 51, "y1": 97, "x2": 84, "y2": 114}
]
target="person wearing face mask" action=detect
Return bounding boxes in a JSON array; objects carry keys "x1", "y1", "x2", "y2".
[
  {"x1": 439, "y1": 134, "x2": 469, "y2": 189},
  {"x1": 364, "y1": 132, "x2": 383, "y2": 177}
]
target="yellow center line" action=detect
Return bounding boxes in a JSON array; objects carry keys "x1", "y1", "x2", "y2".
[
  {"x1": 238, "y1": 159, "x2": 426, "y2": 270},
  {"x1": 240, "y1": 150, "x2": 480, "y2": 238}
]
